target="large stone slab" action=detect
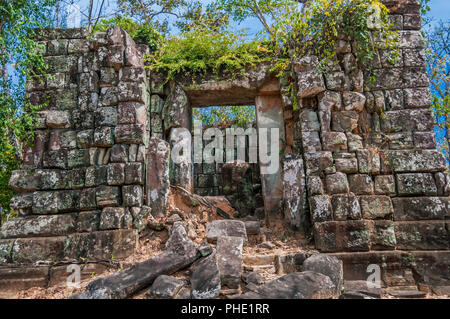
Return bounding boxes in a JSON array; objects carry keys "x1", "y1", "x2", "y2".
[
  {"x1": 0, "y1": 214, "x2": 77, "y2": 239},
  {"x1": 72, "y1": 224, "x2": 199, "y2": 299},
  {"x1": 216, "y1": 236, "x2": 244, "y2": 289},
  {"x1": 206, "y1": 220, "x2": 247, "y2": 243},
  {"x1": 282, "y1": 154, "x2": 308, "y2": 231},
  {"x1": 190, "y1": 250, "x2": 221, "y2": 299},
  {"x1": 146, "y1": 275, "x2": 185, "y2": 299},
  {"x1": 303, "y1": 254, "x2": 343, "y2": 295},
  {"x1": 235, "y1": 271, "x2": 336, "y2": 299},
  {"x1": 146, "y1": 137, "x2": 170, "y2": 218}
]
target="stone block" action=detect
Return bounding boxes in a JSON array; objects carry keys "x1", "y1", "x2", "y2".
[
  {"x1": 313, "y1": 220, "x2": 370, "y2": 252},
  {"x1": 370, "y1": 220, "x2": 397, "y2": 250},
  {"x1": 374, "y1": 175, "x2": 396, "y2": 196},
  {"x1": 326, "y1": 172, "x2": 349, "y2": 194},
  {"x1": 395, "y1": 221, "x2": 448, "y2": 250},
  {"x1": 392, "y1": 197, "x2": 448, "y2": 221},
  {"x1": 125, "y1": 162, "x2": 144, "y2": 184},
  {"x1": 96, "y1": 185, "x2": 120, "y2": 207},
  {"x1": 309, "y1": 195, "x2": 333, "y2": 222},
  {"x1": 396, "y1": 173, "x2": 437, "y2": 196},
  {"x1": 216, "y1": 236, "x2": 244, "y2": 289},
  {"x1": 122, "y1": 185, "x2": 143, "y2": 207},
  {"x1": 331, "y1": 193, "x2": 361, "y2": 221},
  {"x1": 107, "y1": 163, "x2": 125, "y2": 186},
  {"x1": 348, "y1": 174, "x2": 374, "y2": 195},
  {"x1": 360, "y1": 196, "x2": 394, "y2": 220}
]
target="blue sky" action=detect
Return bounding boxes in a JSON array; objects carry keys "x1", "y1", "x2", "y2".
[{"x1": 428, "y1": 0, "x2": 450, "y2": 23}]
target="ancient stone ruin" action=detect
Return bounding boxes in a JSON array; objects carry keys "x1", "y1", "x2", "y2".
[{"x1": 0, "y1": 0, "x2": 448, "y2": 299}]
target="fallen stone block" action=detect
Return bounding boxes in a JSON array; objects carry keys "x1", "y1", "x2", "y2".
[
  {"x1": 216, "y1": 236, "x2": 244, "y2": 289},
  {"x1": 235, "y1": 271, "x2": 336, "y2": 299},
  {"x1": 71, "y1": 224, "x2": 198, "y2": 299},
  {"x1": 206, "y1": 220, "x2": 247, "y2": 244},
  {"x1": 146, "y1": 275, "x2": 185, "y2": 299},
  {"x1": 303, "y1": 254, "x2": 343, "y2": 295},
  {"x1": 190, "y1": 250, "x2": 221, "y2": 299}
]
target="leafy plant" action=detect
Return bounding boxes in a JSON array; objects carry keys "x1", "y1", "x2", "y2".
[
  {"x1": 147, "y1": 25, "x2": 270, "y2": 81},
  {"x1": 0, "y1": 0, "x2": 55, "y2": 225}
]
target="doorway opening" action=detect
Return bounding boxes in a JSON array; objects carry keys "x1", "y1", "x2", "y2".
[{"x1": 191, "y1": 105, "x2": 264, "y2": 218}]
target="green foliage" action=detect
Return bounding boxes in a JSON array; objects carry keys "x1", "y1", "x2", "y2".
[
  {"x1": 0, "y1": 0, "x2": 55, "y2": 224},
  {"x1": 270, "y1": 0, "x2": 399, "y2": 76},
  {"x1": 93, "y1": 16, "x2": 162, "y2": 51},
  {"x1": 193, "y1": 105, "x2": 256, "y2": 128},
  {"x1": 425, "y1": 20, "x2": 450, "y2": 162},
  {"x1": 147, "y1": 26, "x2": 270, "y2": 81}
]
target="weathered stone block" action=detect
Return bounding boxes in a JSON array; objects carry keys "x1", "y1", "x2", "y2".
[
  {"x1": 321, "y1": 132, "x2": 347, "y2": 151},
  {"x1": 332, "y1": 193, "x2": 361, "y2": 221},
  {"x1": 360, "y1": 196, "x2": 394, "y2": 220},
  {"x1": 313, "y1": 220, "x2": 370, "y2": 252},
  {"x1": 282, "y1": 154, "x2": 307, "y2": 230},
  {"x1": 107, "y1": 163, "x2": 125, "y2": 186},
  {"x1": 99, "y1": 87, "x2": 118, "y2": 106},
  {"x1": 68, "y1": 149, "x2": 90, "y2": 168},
  {"x1": 297, "y1": 69, "x2": 326, "y2": 98},
  {"x1": 301, "y1": 132, "x2": 322, "y2": 151},
  {"x1": 326, "y1": 172, "x2": 349, "y2": 194},
  {"x1": 43, "y1": 150, "x2": 68, "y2": 169},
  {"x1": 11, "y1": 236, "x2": 66, "y2": 264},
  {"x1": 205, "y1": 220, "x2": 247, "y2": 244},
  {"x1": 332, "y1": 111, "x2": 359, "y2": 132},
  {"x1": 374, "y1": 175, "x2": 396, "y2": 196},
  {"x1": 216, "y1": 236, "x2": 244, "y2": 289},
  {"x1": 343, "y1": 92, "x2": 366, "y2": 112},
  {"x1": 348, "y1": 174, "x2": 374, "y2": 195},
  {"x1": 96, "y1": 185, "x2": 120, "y2": 207},
  {"x1": 306, "y1": 176, "x2": 324, "y2": 195},
  {"x1": 384, "y1": 150, "x2": 447, "y2": 173},
  {"x1": 85, "y1": 166, "x2": 107, "y2": 187},
  {"x1": 309, "y1": 195, "x2": 333, "y2": 222},
  {"x1": 76, "y1": 211, "x2": 101, "y2": 232},
  {"x1": 299, "y1": 110, "x2": 320, "y2": 131},
  {"x1": 413, "y1": 132, "x2": 436, "y2": 149},
  {"x1": 93, "y1": 127, "x2": 114, "y2": 147},
  {"x1": 304, "y1": 151, "x2": 334, "y2": 176},
  {"x1": 357, "y1": 149, "x2": 380, "y2": 174},
  {"x1": 64, "y1": 229, "x2": 137, "y2": 260},
  {"x1": 335, "y1": 157, "x2": 358, "y2": 174},
  {"x1": 403, "y1": 87, "x2": 431, "y2": 108},
  {"x1": 396, "y1": 173, "x2": 437, "y2": 196},
  {"x1": 95, "y1": 107, "x2": 117, "y2": 127},
  {"x1": 370, "y1": 220, "x2": 397, "y2": 250},
  {"x1": 392, "y1": 197, "x2": 448, "y2": 221},
  {"x1": 124, "y1": 162, "x2": 144, "y2": 185},
  {"x1": 147, "y1": 138, "x2": 170, "y2": 218},
  {"x1": 122, "y1": 185, "x2": 143, "y2": 207},
  {"x1": 395, "y1": 221, "x2": 448, "y2": 250},
  {"x1": 9, "y1": 170, "x2": 41, "y2": 192},
  {"x1": 100, "y1": 207, "x2": 127, "y2": 230},
  {"x1": 115, "y1": 124, "x2": 145, "y2": 144}
]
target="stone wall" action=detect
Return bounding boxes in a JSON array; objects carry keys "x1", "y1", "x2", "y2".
[
  {"x1": 281, "y1": 0, "x2": 450, "y2": 253},
  {"x1": 0, "y1": 0, "x2": 449, "y2": 290},
  {"x1": 0, "y1": 27, "x2": 161, "y2": 268}
]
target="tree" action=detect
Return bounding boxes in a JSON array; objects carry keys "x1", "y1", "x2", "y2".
[
  {"x1": 425, "y1": 21, "x2": 450, "y2": 162},
  {"x1": 0, "y1": 0, "x2": 55, "y2": 224}
]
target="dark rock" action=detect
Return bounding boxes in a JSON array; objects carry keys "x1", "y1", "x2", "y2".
[
  {"x1": 242, "y1": 272, "x2": 263, "y2": 285},
  {"x1": 216, "y1": 236, "x2": 244, "y2": 289},
  {"x1": 235, "y1": 272, "x2": 336, "y2": 299},
  {"x1": 190, "y1": 250, "x2": 221, "y2": 299},
  {"x1": 146, "y1": 275, "x2": 184, "y2": 299},
  {"x1": 343, "y1": 280, "x2": 382, "y2": 298},
  {"x1": 71, "y1": 224, "x2": 198, "y2": 299},
  {"x1": 303, "y1": 254, "x2": 343, "y2": 295},
  {"x1": 206, "y1": 220, "x2": 247, "y2": 243}
]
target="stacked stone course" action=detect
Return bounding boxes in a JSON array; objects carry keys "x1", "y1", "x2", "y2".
[{"x1": 281, "y1": 0, "x2": 449, "y2": 254}]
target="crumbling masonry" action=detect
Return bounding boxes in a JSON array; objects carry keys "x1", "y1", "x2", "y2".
[{"x1": 0, "y1": 0, "x2": 448, "y2": 293}]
